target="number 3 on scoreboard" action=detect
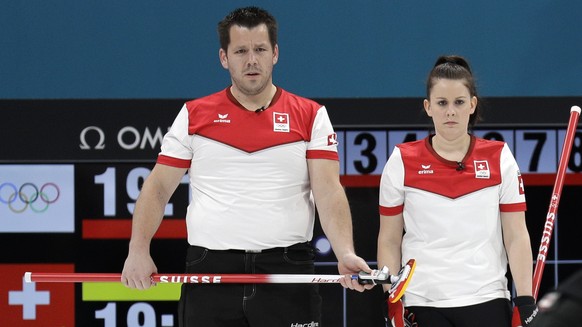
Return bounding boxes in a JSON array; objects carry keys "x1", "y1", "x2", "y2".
[{"x1": 344, "y1": 131, "x2": 387, "y2": 175}]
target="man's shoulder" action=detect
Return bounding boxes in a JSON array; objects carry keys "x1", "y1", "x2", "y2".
[
  {"x1": 184, "y1": 88, "x2": 229, "y2": 109},
  {"x1": 278, "y1": 88, "x2": 322, "y2": 109}
]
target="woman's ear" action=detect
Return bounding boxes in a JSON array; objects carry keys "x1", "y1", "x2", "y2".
[
  {"x1": 423, "y1": 99, "x2": 432, "y2": 117},
  {"x1": 470, "y1": 96, "x2": 477, "y2": 114}
]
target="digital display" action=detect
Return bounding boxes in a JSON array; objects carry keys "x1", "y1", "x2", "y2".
[
  {"x1": 1, "y1": 100, "x2": 581, "y2": 326},
  {"x1": 339, "y1": 129, "x2": 582, "y2": 177}
]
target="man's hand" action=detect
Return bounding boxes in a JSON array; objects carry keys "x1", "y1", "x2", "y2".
[
  {"x1": 121, "y1": 251, "x2": 158, "y2": 290},
  {"x1": 337, "y1": 253, "x2": 374, "y2": 292}
]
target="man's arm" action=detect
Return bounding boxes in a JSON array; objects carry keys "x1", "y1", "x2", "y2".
[
  {"x1": 121, "y1": 163, "x2": 188, "y2": 290},
  {"x1": 307, "y1": 158, "x2": 372, "y2": 292}
]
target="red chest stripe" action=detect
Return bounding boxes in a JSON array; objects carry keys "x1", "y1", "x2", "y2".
[
  {"x1": 185, "y1": 88, "x2": 319, "y2": 153},
  {"x1": 399, "y1": 138, "x2": 503, "y2": 199}
]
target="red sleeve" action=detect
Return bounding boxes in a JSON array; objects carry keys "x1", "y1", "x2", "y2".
[
  {"x1": 499, "y1": 202, "x2": 527, "y2": 212},
  {"x1": 379, "y1": 204, "x2": 404, "y2": 216},
  {"x1": 157, "y1": 154, "x2": 191, "y2": 168},
  {"x1": 306, "y1": 150, "x2": 339, "y2": 161}
]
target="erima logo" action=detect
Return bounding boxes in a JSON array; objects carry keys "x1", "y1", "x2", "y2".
[
  {"x1": 214, "y1": 113, "x2": 231, "y2": 123},
  {"x1": 418, "y1": 164, "x2": 433, "y2": 174},
  {"x1": 290, "y1": 322, "x2": 319, "y2": 327}
]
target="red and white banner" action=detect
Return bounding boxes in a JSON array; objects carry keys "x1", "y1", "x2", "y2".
[{"x1": 1, "y1": 264, "x2": 75, "y2": 326}]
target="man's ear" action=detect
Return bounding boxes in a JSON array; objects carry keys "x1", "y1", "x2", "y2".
[
  {"x1": 272, "y1": 44, "x2": 279, "y2": 65},
  {"x1": 219, "y1": 48, "x2": 228, "y2": 69}
]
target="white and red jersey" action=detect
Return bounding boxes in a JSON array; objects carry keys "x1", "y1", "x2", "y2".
[
  {"x1": 158, "y1": 87, "x2": 339, "y2": 250},
  {"x1": 379, "y1": 136, "x2": 527, "y2": 308}
]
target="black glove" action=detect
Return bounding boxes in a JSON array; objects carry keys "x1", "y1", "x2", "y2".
[
  {"x1": 383, "y1": 292, "x2": 417, "y2": 327},
  {"x1": 512, "y1": 296, "x2": 538, "y2": 326}
]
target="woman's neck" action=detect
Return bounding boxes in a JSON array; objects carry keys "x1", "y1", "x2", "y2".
[{"x1": 431, "y1": 133, "x2": 471, "y2": 162}]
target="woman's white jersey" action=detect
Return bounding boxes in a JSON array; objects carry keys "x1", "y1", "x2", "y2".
[{"x1": 379, "y1": 136, "x2": 527, "y2": 307}]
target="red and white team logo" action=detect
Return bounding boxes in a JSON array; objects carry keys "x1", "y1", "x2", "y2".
[
  {"x1": 517, "y1": 171, "x2": 525, "y2": 195},
  {"x1": 273, "y1": 112, "x2": 290, "y2": 132},
  {"x1": 1, "y1": 264, "x2": 75, "y2": 326},
  {"x1": 327, "y1": 133, "x2": 338, "y2": 146},
  {"x1": 474, "y1": 160, "x2": 490, "y2": 179}
]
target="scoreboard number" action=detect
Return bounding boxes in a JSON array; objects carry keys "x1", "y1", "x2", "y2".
[
  {"x1": 95, "y1": 302, "x2": 174, "y2": 327},
  {"x1": 344, "y1": 131, "x2": 387, "y2": 175},
  {"x1": 341, "y1": 130, "x2": 429, "y2": 175},
  {"x1": 339, "y1": 129, "x2": 580, "y2": 175},
  {"x1": 560, "y1": 131, "x2": 582, "y2": 172},
  {"x1": 515, "y1": 130, "x2": 557, "y2": 173},
  {"x1": 93, "y1": 167, "x2": 189, "y2": 216}
]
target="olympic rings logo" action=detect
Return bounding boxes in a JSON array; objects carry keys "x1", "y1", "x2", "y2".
[{"x1": 0, "y1": 182, "x2": 60, "y2": 213}]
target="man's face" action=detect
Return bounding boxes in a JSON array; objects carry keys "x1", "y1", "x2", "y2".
[{"x1": 219, "y1": 24, "x2": 278, "y2": 97}]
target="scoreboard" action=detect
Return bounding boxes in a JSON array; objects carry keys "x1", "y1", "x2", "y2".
[
  {"x1": 339, "y1": 128, "x2": 582, "y2": 176},
  {"x1": 1, "y1": 98, "x2": 581, "y2": 326}
]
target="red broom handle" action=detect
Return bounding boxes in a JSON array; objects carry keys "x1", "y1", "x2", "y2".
[
  {"x1": 532, "y1": 105, "x2": 581, "y2": 299},
  {"x1": 25, "y1": 272, "x2": 346, "y2": 284}
]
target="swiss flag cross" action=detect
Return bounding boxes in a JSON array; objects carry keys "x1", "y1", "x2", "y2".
[
  {"x1": 274, "y1": 113, "x2": 288, "y2": 124},
  {"x1": 1, "y1": 264, "x2": 75, "y2": 326},
  {"x1": 327, "y1": 133, "x2": 338, "y2": 146},
  {"x1": 475, "y1": 161, "x2": 489, "y2": 171},
  {"x1": 518, "y1": 173, "x2": 525, "y2": 195}
]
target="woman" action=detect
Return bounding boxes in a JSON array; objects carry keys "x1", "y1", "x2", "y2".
[{"x1": 378, "y1": 55, "x2": 537, "y2": 327}]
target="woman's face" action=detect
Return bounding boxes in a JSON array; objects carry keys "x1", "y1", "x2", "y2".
[{"x1": 423, "y1": 78, "x2": 477, "y2": 139}]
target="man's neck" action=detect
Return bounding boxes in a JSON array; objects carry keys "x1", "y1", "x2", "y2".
[{"x1": 231, "y1": 84, "x2": 277, "y2": 111}]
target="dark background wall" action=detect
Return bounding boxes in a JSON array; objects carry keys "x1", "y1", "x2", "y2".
[{"x1": 1, "y1": 98, "x2": 581, "y2": 326}]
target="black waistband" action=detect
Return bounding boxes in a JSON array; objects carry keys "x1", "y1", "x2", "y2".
[{"x1": 192, "y1": 242, "x2": 311, "y2": 254}]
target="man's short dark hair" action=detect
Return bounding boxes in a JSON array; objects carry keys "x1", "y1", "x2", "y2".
[{"x1": 217, "y1": 6, "x2": 278, "y2": 51}]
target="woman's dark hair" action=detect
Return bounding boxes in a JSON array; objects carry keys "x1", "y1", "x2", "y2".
[
  {"x1": 217, "y1": 7, "x2": 278, "y2": 51},
  {"x1": 426, "y1": 55, "x2": 482, "y2": 129}
]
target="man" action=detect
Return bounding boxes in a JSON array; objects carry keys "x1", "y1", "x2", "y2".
[{"x1": 121, "y1": 6, "x2": 372, "y2": 326}]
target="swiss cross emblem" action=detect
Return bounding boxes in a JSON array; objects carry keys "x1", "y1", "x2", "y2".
[
  {"x1": 1, "y1": 264, "x2": 75, "y2": 326},
  {"x1": 275, "y1": 113, "x2": 287, "y2": 124},
  {"x1": 327, "y1": 133, "x2": 338, "y2": 146},
  {"x1": 273, "y1": 112, "x2": 290, "y2": 132},
  {"x1": 474, "y1": 160, "x2": 490, "y2": 179},
  {"x1": 517, "y1": 171, "x2": 525, "y2": 195}
]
